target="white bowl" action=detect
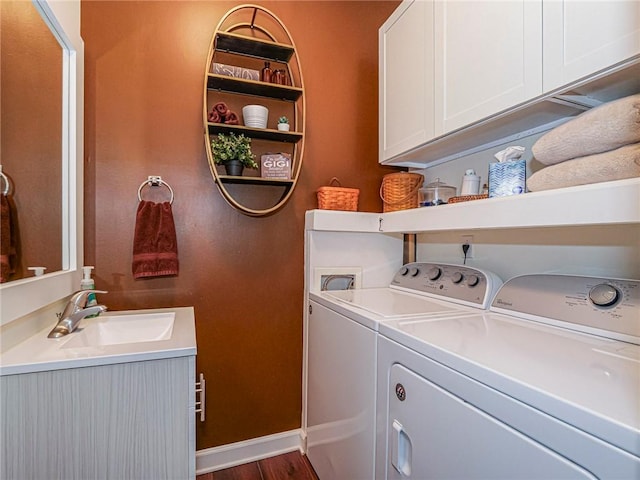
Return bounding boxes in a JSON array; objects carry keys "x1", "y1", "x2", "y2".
[{"x1": 242, "y1": 105, "x2": 268, "y2": 129}]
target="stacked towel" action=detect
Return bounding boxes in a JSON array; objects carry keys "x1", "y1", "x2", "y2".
[
  {"x1": 528, "y1": 144, "x2": 640, "y2": 192},
  {"x1": 132, "y1": 200, "x2": 179, "y2": 279},
  {"x1": 529, "y1": 93, "x2": 640, "y2": 191},
  {"x1": 207, "y1": 102, "x2": 239, "y2": 125},
  {"x1": 0, "y1": 195, "x2": 18, "y2": 283}
]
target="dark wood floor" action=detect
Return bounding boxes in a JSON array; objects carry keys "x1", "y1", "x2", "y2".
[{"x1": 197, "y1": 451, "x2": 319, "y2": 480}]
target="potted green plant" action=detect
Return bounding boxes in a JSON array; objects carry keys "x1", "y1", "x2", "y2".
[
  {"x1": 210, "y1": 132, "x2": 258, "y2": 176},
  {"x1": 277, "y1": 116, "x2": 290, "y2": 132}
]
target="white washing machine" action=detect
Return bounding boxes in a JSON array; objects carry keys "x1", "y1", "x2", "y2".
[
  {"x1": 305, "y1": 263, "x2": 502, "y2": 480},
  {"x1": 376, "y1": 274, "x2": 640, "y2": 479}
]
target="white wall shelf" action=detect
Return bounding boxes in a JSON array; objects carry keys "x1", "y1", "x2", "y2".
[
  {"x1": 305, "y1": 210, "x2": 382, "y2": 233},
  {"x1": 306, "y1": 178, "x2": 640, "y2": 234}
]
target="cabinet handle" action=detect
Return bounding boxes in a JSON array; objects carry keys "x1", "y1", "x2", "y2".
[
  {"x1": 391, "y1": 420, "x2": 412, "y2": 476},
  {"x1": 195, "y1": 373, "x2": 206, "y2": 422}
]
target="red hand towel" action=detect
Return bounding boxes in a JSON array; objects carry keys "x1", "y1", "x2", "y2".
[
  {"x1": 224, "y1": 111, "x2": 239, "y2": 125},
  {"x1": 132, "y1": 200, "x2": 179, "y2": 279},
  {"x1": 1, "y1": 195, "x2": 18, "y2": 283},
  {"x1": 208, "y1": 110, "x2": 221, "y2": 123},
  {"x1": 214, "y1": 101, "x2": 230, "y2": 117}
]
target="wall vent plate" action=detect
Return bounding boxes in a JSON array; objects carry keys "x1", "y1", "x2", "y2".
[{"x1": 313, "y1": 267, "x2": 362, "y2": 291}]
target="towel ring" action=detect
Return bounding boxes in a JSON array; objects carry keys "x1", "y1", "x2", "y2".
[
  {"x1": 0, "y1": 166, "x2": 10, "y2": 196},
  {"x1": 137, "y1": 176, "x2": 174, "y2": 204}
]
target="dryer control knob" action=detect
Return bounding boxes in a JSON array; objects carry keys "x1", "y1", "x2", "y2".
[
  {"x1": 399, "y1": 267, "x2": 409, "y2": 276},
  {"x1": 466, "y1": 275, "x2": 480, "y2": 287},
  {"x1": 409, "y1": 267, "x2": 420, "y2": 277},
  {"x1": 589, "y1": 283, "x2": 620, "y2": 307},
  {"x1": 451, "y1": 272, "x2": 464, "y2": 284},
  {"x1": 427, "y1": 267, "x2": 442, "y2": 281}
]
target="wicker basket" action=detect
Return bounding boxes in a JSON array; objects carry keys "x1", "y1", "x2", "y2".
[
  {"x1": 380, "y1": 172, "x2": 424, "y2": 212},
  {"x1": 317, "y1": 177, "x2": 359, "y2": 211},
  {"x1": 447, "y1": 194, "x2": 489, "y2": 203}
]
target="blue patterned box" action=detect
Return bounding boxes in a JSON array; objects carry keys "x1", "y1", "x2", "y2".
[{"x1": 488, "y1": 159, "x2": 526, "y2": 197}]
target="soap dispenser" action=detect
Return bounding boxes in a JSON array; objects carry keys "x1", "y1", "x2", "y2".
[{"x1": 81, "y1": 266, "x2": 99, "y2": 316}]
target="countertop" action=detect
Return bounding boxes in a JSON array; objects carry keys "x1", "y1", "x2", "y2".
[{"x1": 0, "y1": 307, "x2": 196, "y2": 376}]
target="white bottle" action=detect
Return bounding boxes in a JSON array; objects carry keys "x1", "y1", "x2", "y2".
[
  {"x1": 460, "y1": 169, "x2": 481, "y2": 196},
  {"x1": 81, "y1": 266, "x2": 98, "y2": 309},
  {"x1": 27, "y1": 266, "x2": 47, "y2": 276}
]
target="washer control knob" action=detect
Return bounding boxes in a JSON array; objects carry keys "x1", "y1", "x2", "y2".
[
  {"x1": 589, "y1": 283, "x2": 620, "y2": 307},
  {"x1": 427, "y1": 267, "x2": 442, "y2": 281},
  {"x1": 466, "y1": 275, "x2": 480, "y2": 287},
  {"x1": 451, "y1": 272, "x2": 464, "y2": 284},
  {"x1": 409, "y1": 267, "x2": 420, "y2": 277},
  {"x1": 399, "y1": 267, "x2": 409, "y2": 276}
]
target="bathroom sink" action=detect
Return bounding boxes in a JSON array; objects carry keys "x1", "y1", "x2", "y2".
[{"x1": 61, "y1": 312, "x2": 175, "y2": 349}]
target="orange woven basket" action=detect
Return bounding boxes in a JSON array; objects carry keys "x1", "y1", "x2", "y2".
[
  {"x1": 380, "y1": 172, "x2": 424, "y2": 212},
  {"x1": 317, "y1": 177, "x2": 359, "y2": 211}
]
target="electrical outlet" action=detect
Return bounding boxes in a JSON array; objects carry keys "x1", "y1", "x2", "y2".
[{"x1": 461, "y1": 235, "x2": 474, "y2": 259}]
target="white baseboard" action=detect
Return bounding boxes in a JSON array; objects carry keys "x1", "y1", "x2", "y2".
[{"x1": 195, "y1": 429, "x2": 303, "y2": 475}]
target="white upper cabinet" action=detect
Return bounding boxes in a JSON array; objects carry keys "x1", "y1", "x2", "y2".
[
  {"x1": 434, "y1": 1, "x2": 542, "y2": 135},
  {"x1": 379, "y1": 0, "x2": 640, "y2": 166},
  {"x1": 543, "y1": 0, "x2": 640, "y2": 92},
  {"x1": 379, "y1": 0, "x2": 435, "y2": 161}
]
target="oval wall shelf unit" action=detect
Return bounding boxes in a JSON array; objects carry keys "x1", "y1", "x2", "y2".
[{"x1": 203, "y1": 4, "x2": 305, "y2": 216}]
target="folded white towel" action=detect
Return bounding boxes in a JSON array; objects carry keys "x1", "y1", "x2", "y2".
[
  {"x1": 528, "y1": 143, "x2": 640, "y2": 192},
  {"x1": 532, "y1": 93, "x2": 640, "y2": 165}
]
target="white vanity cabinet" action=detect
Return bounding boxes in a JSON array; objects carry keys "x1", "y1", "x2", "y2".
[
  {"x1": 543, "y1": 0, "x2": 640, "y2": 91},
  {"x1": 379, "y1": 0, "x2": 435, "y2": 162},
  {"x1": 1, "y1": 356, "x2": 196, "y2": 480}
]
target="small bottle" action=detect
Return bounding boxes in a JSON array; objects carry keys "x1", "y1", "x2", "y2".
[
  {"x1": 261, "y1": 61, "x2": 272, "y2": 83},
  {"x1": 272, "y1": 69, "x2": 283, "y2": 85},
  {"x1": 28, "y1": 266, "x2": 47, "y2": 276},
  {"x1": 280, "y1": 70, "x2": 290, "y2": 86},
  {"x1": 81, "y1": 266, "x2": 99, "y2": 317}
]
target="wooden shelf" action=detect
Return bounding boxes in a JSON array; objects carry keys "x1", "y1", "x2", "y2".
[
  {"x1": 205, "y1": 5, "x2": 305, "y2": 216},
  {"x1": 217, "y1": 175, "x2": 294, "y2": 187},
  {"x1": 207, "y1": 122, "x2": 302, "y2": 143},
  {"x1": 207, "y1": 74, "x2": 302, "y2": 101},
  {"x1": 215, "y1": 32, "x2": 294, "y2": 62}
]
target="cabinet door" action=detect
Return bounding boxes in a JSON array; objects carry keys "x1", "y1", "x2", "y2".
[
  {"x1": 543, "y1": 0, "x2": 640, "y2": 91},
  {"x1": 1, "y1": 357, "x2": 194, "y2": 480},
  {"x1": 434, "y1": 0, "x2": 542, "y2": 135},
  {"x1": 379, "y1": 0, "x2": 434, "y2": 162}
]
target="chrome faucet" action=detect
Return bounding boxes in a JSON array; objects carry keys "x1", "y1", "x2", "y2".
[{"x1": 47, "y1": 290, "x2": 108, "y2": 338}]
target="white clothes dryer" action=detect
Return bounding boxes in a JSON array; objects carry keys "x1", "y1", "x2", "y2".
[
  {"x1": 305, "y1": 263, "x2": 502, "y2": 480},
  {"x1": 376, "y1": 274, "x2": 640, "y2": 479}
]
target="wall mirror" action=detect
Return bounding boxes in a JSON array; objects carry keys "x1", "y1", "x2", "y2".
[
  {"x1": 1, "y1": 0, "x2": 63, "y2": 282},
  {"x1": 0, "y1": 0, "x2": 83, "y2": 325}
]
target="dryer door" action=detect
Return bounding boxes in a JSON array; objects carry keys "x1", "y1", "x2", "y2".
[{"x1": 386, "y1": 364, "x2": 596, "y2": 479}]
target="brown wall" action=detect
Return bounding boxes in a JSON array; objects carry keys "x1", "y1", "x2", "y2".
[{"x1": 82, "y1": 0, "x2": 400, "y2": 449}]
